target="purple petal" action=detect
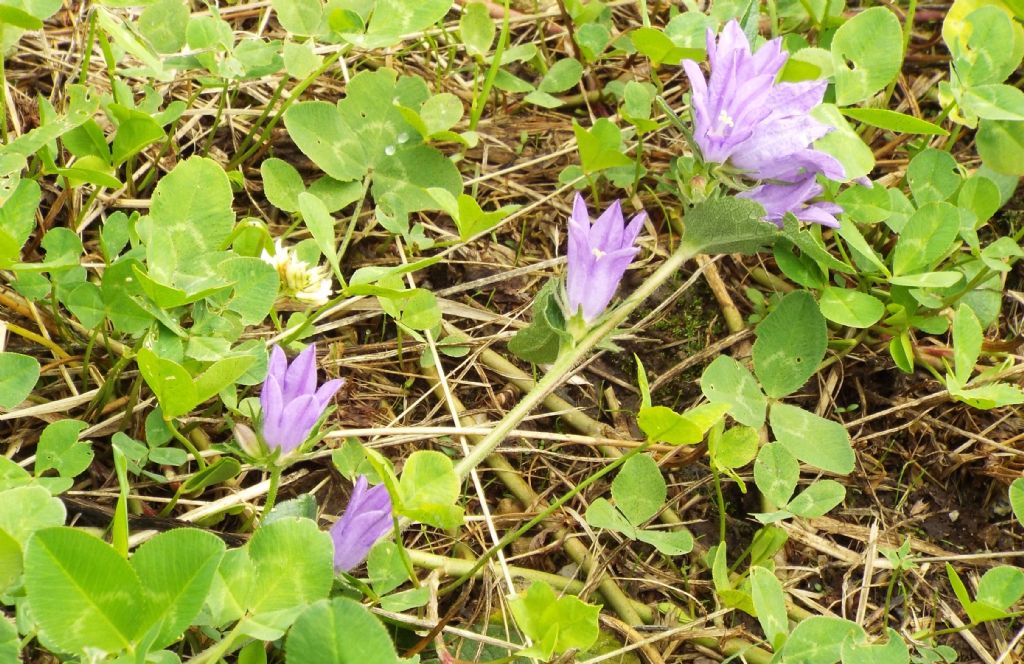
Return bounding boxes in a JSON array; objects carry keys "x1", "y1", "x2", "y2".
[
  {"x1": 282, "y1": 394, "x2": 324, "y2": 452},
  {"x1": 330, "y1": 476, "x2": 394, "y2": 572},
  {"x1": 314, "y1": 377, "x2": 345, "y2": 410},
  {"x1": 283, "y1": 344, "x2": 318, "y2": 401},
  {"x1": 267, "y1": 345, "x2": 288, "y2": 383},
  {"x1": 591, "y1": 200, "x2": 625, "y2": 250},
  {"x1": 260, "y1": 378, "x2": 288, "y2": 451}
]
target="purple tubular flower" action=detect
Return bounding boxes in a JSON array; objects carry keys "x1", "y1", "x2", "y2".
[
  {"x1": 330, "y1": 475, "x2": 393, "y2": 572},
  {"x1": 566, "y1": 193, "x2": 646, "y2": 323},
  {"x1": 682, "y1": 20, "x2": 846, "y2": 227},
  {"x1": 259, "y1": 344, "x2": 344, "y2": 454}
]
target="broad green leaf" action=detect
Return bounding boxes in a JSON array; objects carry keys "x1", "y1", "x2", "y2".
[
  {"x1": 149, "y1": 157, "x2": 235, "y2": 257},
  {"x1": 629, "y1": 26, "x2": 703, "y2": 67},
  {"x1": 573, "y1": 118, "x2": 632, "y2": 174},
  {"x1": 110, "y1": 105, "x2": 166, "y2": 166},
  {"x1": 812, "y1": 104, "x2": 876, "y2": 180},
  {"x1": 356, "y1": 0, "x2": 452, "y2": 48},
  {"x1": 840, "y1": 108, "x2": 949, "y2": 135},
  {"x1": 285, "y1": 598, "x2": 402, "y2": 664},
  {"x1": 509, "y1": 581, "x2": 601, "y2": 660},
  {"x1": 961, "y1": 84, "x2": 1024, "y2": 121},
  {"x1": 454, "y1": 194, "x2": 518, "y2": 240},
  {"x1": 131, "y1": 528, "x2": 226, "y2": 649},
  {"x1": 366, "y1": 540, "x2": 409, "y2": 596},
  {"x1": 700, "y1": 356, "x2": 767, "y2": 427},
  {"x1": 782, "y1": 617, "x2": 865, "y2": 664},
  {"x1": 891, "y1": 202, "x2": 960, "y2": 275},
  {"x1": 754, "y1": 443, "x2": 799, "y2": 508},
  {"x1": 271, "y1": 0, "x2": 323, "y2": 36},
  {"x1": 952, "y1": 303, "x2": 983, "y2": 384},
  {"x1": 634, "y1": 528, "x2": 694, "y2": 555},
  {"x1": 750, "y1": 566, "x2": 788, "y2": 650},
  {"x1": 887, "y1": 271, "x2": 963, "y2": 288},
  {"x1": 507, "y1": 279, "x2": 570, "y2": 364},
  {"x1": 0, "y1": 613, "x2": 18, "y2": 662},
  {"x1": 25, "y1": 527, "x2": 144, "y2": 656},
  {"x1": 584, "y1": 498, "x2": 638, "y2": 538},
  {"x1": 65, "y1": 282, "x2": 105, "y2": 328},
  {"x1": 0, "y1": 179, "x2": 41, "y2": 267},
  {"x1": 398, "y1": 450, "x2": 463, "y2": 529},
  {"x1": 977, "y1": 119, "x2": 1024, "y2": 175},
  {"x1": 283, "y1": 41, "x2": 323, "y2": 79},
  {"x1": 786, "y1": 480, "x2": 846, "y2": 518},
  {"x1": 840, "y1": 627, "x2": 909, "y2": 664},
  {"x1": 711, "y1": 426, "x2": 759, "y2": 470},
  {"x1": 0, "y1": 352, "x2": 39, "y2": 408},
  {"x1": 138, "y1": 0, "x2": 189, "y2": 53},
  {"x1": 1010, "y1": 478, "x2": 1024, "y2": 526},
  {"x1": 459, "y1": 1, "x2": 494, "y2": 57},
  {"x1": 35, "y1": 419, "x2": 93, "y2": 479},
  {"x1": 0, "y1": 485, "x2": 66, "y2": 544},
  {"x1": 244, "y1": 518, "x2": 334, "y2": 636},
  {"x1": 818, "y1": 287, "x2": 885, "y2": 328},
  {"x1": 946, "y1": 5, "x2": 1024, "y2": 87},
  {"x1": 752, "y1": 291, "x2": 827, "y2": 398},
  {"x1": 836, "y1": 184, "x2": 893, "y2": 225},
  {"x1": 136, "y1": 348, "x2": 198, "y2": 419},
  {"x1": 976, "y1": 565, "x2": 1024, "y2": 611},
  {"x1": 181, "y1": 457, "x2": 242, "y2": 493},
  {"x1": 284, "y1": 101, "x2": 365, "y2": 181},
  {"x1": 682, "y1": 197, "x2": 779, "y2": 255},
  {"x1": 770, "y1": 403, "x2": 855, "y2": 474},
  {"x1": 221, "y1": 256, "x2": 280, "y2": 326},
  {"x1": 538, "y1": 58, "x2": 583, "y2": 94},
  {"x1": 611, "y1": 454, "x2": 665, "y2": 526},
  {"x1": 0, "y1": 528, "x2": 21, "y2": 594},
  {"x1": 298, "y1": 191, "x2": 339, "y2": 278},
  {"x1": 831, "y1": 7, "x2": 903, "y2": 105},
  {"x1": 907, "y1": 149, "x2": 961, "y2": 205},
  {"x1": 419, "y1": 93, "x2": 463, "y2": 135},
  {"x1": 261, "y1": 158, "x2": 305, "y2": 213},
  {"x1": 637, "y1": 406, "x2": 703, "y2": 445}
]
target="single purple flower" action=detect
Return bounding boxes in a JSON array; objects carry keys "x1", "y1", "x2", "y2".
[
  {"x1": 682, "y1": 20, "x2": 845, "y2": 227},
  {"x1": 260, "y1": 344, "x2": 344, "y2": 454},
  {"x1": 330, "y1": 475, "x2": 393, "y2": 572},
  {"x1": 566, "y1": 193, "x2": 646, "y2": 323}
]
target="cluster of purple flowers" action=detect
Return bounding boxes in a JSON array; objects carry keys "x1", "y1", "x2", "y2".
[
  {"x1": 255, "y1": 343, "x2": 392, "y2": 572},
  {"x1": 683, "y1": 20, "x2": 845, "y2": 228}
]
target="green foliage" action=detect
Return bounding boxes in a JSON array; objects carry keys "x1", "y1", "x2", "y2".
[
  {"x1": 396, "y1": 450, "x2": 463, "y2": 529},
  {"x1": 681, "y1": 197, "x2": 779, "y2": 255},
  {"x1": 0, "y1": 352, "x2": 39, "y2": 409},
  {"x1": 508, "y1": 581, "x2": 601, "y2": 659},
  {"x1": 507, "y1": 279, "x2": 571, "y2": 364},
  {"x1": 752, "y1": 291, "x2": 827, "y2": 398},
  {"x1": 700, "y1": 356, "x2": 767, "y2": 427},
  {"x1": 830, "y1": 7, "x2": 903, "y2": 106},
  {"x1": 948, "y1": 563, "x2": 1024, "y2": 623},
  {"x1": 285, "y1": 598, "x2": 403, "y2": 663}
]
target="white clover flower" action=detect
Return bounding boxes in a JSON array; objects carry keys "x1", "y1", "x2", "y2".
[{"x1": 261, "y1": 239, "x2": 333, "y2": 307}]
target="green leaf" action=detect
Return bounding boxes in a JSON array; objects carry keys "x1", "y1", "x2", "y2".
[
  {"x1": 952, "y1": 303, "x2": 983, "y2": 384},
  {"x1": 181, "y1": 457, "x2": 242, "y2": 493},
  {"x1": 243, "y1": 518, "x2": 334, "y2": 637},
  {"x1": 782, "y1": 617, "x2": 865, "y2": 664},
  {"x1": 907, "y1": 149, "x2": 961, "y2": 205},
  {"x1": 611, "y1": 454, "x2": 665, "y2": 526},
  {"x1": 786, "y1": 480, "x2": 846, "y2": 518},
  {"x1": 976, "y1": 565, "x2": 1024, "y2": 611},
  {"x1": 0, "y1": 179, "x2": 41, "y2": 268},
  {"x1": 584, "y1": 498, "x2": 638, "y2": 538},
  {"x1": 818, "y1": 287, "x2": 885, "y2": 328},
  {"x1": 286, "y1": 598, "x2": 402, "y2": 664},
  {"x1": 509, "y1": 581, "x2": 601, "y2": 660},
  {"x1": 356, "y1": 0, "x2": 451, "y2": 48},
  {"x1": 961, "y1": 84, "x2": 1024, "y2": 121},
  {"x1": 261, "y1": 158, "x2": 305, "y2": 213},
  {"x1": 681, "y1": 197, "x2": 779, "y2": 255},
  {"x1": 0, "y1": 4, "x2": 42, "y2": 28},
  {"x1": 25, "y1": 527, "x2": 144, "y2": 656},
  {"x1": 0, "y1": 616, "x2": 16, "y2": 663},
  {"x1": 298, "y1": 191, "x2": 339, "y2": 279},
  {"x1": 977, "y1": 119, "x2": 1024, "y2": 175},
  {"x1": 131, "y1": 528, "x2": 226, "y2": 649},
  {"x1": 398, "y1": 450, "x2": 463, "y2": 529},
  {"x1": 367, "y1": 540, "x2": 409, "y2": 596},
  {"x1": 711, "y1": 426, "x2": 759, "y2": 470},
  {"x1": 507, "y1": 279, "x2": 570, "y2": 364},
  {"x1": 770, "y1": 403, "x2": 855, "y2": 474},
  {"x1": 629, "y1": 26, "x2": 703, "y2": 67},
  {"x1": 754, "y1": 443, "x2": 799, "y2": 508},
  {"x1": 538, "y1": 58, "x2": 583, "y2": 94},
  {"x1": 812, "y1": 104, "x2": 876, "y2": 180},
  {"x1": 271, "y1": 0, "x2": 323, "y2": 36},
  {"x1": 637, "y1": 406, "x2": 703, "y2": 445},
  {"x1": 700, "y1": 356, "x2": 767, "y2": 427},
  {"x1": 634, "y1": 528, "x2": 694, "y2": 555},
  {"x1": 283, "y1": 41, "x2": 324, "y2": 79},
  {"x1": 419, "y1": 93, "x2": 463, "y2": 135},
  {"x1": 840, "y1": 107, "x2": 949, "y2": 135},
  {"x1": 35, "y1": 419, "x2": 93, "y2": 479},
  {"x1": 752, "y1": 291, "x2": 827, "y2": 398},
  {"x1": 284, "y1": 101, "x2": 367, "y2": 181},
  {"x1": 459, "y1": 1, "x2": 495, "y2": 57},
  {"x1": 136, "y1": 348, "x2": 198, "y2": 419},
  {"x1": 946, "y1": 6, "x2": 1024, "y2": 87},
  {"x1": 573, "y1": 118, "x2": 632, "y2": 174},
  {"x1": 0, "y1": 528, "x2": 22, "y2": 594},
  {"x1": 1010, "y1": 478, "x2": 1024, "y2": 527},
  {"x1": 454, "y1": 194, "x2": 518, "y2": 240},
  {"x1": 110, "y1": 105, "x2": 166, "y2": 166},
  {"x1": 149, "y1": 156, "x2": 235, "y2": 257},
  {"x1": 0, "y1": 485, "x2": 66, "y2": 544},
  {"x1": 892, "y1": 202, "x2": 960, "y2": 276},
  {"x1": 887, "y1": 271, "x2": 963, "y2": 288},
  {"x1": 831, "y1": 7, "x2": 903, "y2": 106},
  {"x1": 840, "y1": 627, "x2": 909, "y2": 664},
  {"x1": 138, "y1": 0, "x2": 189, "y2": 53},
  {"x1": 0, "y1": 352, "x2": 39, "y2": 408},
  {"x1": 749, "y1": 566, "x2": 788, "y2": 650},
  {"x1": 65, "y1": 282, "x2": 105, "y2": 328}
]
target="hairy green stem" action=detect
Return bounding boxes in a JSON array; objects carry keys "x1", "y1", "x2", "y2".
[
  {"x1": 166, "y1": 418, "x2": 207, "y2": 471},
  {"x1": 260, "y1": 465, "x2": 283, "y2": 522},
  {"x1": 453, "y1": 241, "x2": 696, "y2": 482}
]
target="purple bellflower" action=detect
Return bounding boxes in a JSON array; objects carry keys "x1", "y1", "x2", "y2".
[
  {"x1": 260, "y1": 344, "x2": 344, "y2": 455},
  {"x1": 330, "y1": 475, "x2": 393, "y2": 572},
  {"x1": 682, "y1": 20, "x2": 846, "y2": 227},
  {"x1": 566, "y1": 193, "x2": 646, "y2": 323}
]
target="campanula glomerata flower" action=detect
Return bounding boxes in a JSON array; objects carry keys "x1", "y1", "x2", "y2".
[
  {"x1": 682, "y1": 20, "x2": 845, "y2": 227},
  {"x1": 260, "y1": 344, "x2": 343, "y2": 454},
  {"x1": 330, "y1": 475, "x2": 393, "y2": 572},
  {"x1": 566, "y1": 193, "x2": 646, "y2": 323}
]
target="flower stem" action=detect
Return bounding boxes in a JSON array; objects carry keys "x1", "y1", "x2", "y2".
[
  {"x1": 453, "y1": 241, "x2": 696, "y2": 481},
  {"x1": 166, "y1": 418, "x2": 207, "y2": 471},
  {"x1": 260, "y1": 465, "x2": 283, "y2": 523}
]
